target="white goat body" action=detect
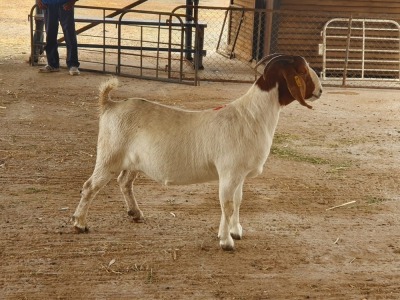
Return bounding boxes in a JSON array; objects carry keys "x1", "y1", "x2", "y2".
[
  {"x1": 99, "y1": 83, "x2": 278, "y2": 185},
  {"x1": 72, "y1": 54, "x2": 323, "y2": 251}
]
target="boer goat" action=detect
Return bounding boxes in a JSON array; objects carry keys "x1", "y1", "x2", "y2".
[{"x1": 72, "y1": 54, "x2": 323, "y2": 251}]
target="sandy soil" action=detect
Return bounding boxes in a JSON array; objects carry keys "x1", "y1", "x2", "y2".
[{"x1": 1, "y1": 1, "x2": 400, "y2": 299}]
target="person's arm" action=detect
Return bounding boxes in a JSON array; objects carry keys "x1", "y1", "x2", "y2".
[{"x1": 63, "y1": 0, "x2": 78, "y2": 11}]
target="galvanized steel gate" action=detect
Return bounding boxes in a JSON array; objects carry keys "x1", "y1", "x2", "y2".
[
  {"x1": 29, "y1": 4, "x2": 205, "y2": 85},
  {"x1": 322, "y1": 18, "x2": 400, "y2": 85}
]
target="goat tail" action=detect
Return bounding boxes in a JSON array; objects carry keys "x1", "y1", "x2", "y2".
[{"x1": 99, "y1": 77, "x2": 119, "y2": 113}]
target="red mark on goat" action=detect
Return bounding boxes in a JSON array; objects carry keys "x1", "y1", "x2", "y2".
[{"x1": 213, "y1": 105, "x2": 226, "y2": 111}]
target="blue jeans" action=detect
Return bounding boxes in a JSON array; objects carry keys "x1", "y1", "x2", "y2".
[{"x1": 44, "y1": 4, "x2": 79, "y2": 68}]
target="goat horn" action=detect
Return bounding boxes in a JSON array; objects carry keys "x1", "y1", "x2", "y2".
[
  {"x1": 256, "y1": 54, "x2": 297, "y2": 68},
  {"x1": 256, "y1": 54, "x2": 296, "y2": 80}
]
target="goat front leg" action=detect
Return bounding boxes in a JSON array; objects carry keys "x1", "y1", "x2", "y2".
[
  {"x1": 72, "y1": 168, "x2": 113, "y2": 232},
  {"x1": 117, "y1": 170, "x2": 144, "y2": 222},
  {"x1": 229, "y1": 180, "x2": 244, "y2": 240},
  {"x1": 218, "y1": 176, "x2": 242, "y2": 251}
]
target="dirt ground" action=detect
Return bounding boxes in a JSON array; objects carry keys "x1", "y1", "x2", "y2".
[{"x1": 1, "y1": 1, "x2": 400, "y2": 299}]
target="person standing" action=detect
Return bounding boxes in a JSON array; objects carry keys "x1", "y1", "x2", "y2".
[{"x1": 37, "y1": 0, "x2": 80, "y2": 75}]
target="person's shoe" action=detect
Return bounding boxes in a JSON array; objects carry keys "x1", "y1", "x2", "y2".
[
  {"x1": 39, "y1": 65, "x2": 59, "y2": 73},
  {"x1": 69, "y1": 66, "x2": 80, "y2": 76}
]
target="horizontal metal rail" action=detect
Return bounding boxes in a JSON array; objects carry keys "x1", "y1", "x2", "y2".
[
  {"x1": 322, "y1": 17, "x2": 400, "y2": 81},
  {"x1": 29, "y1": 4, "x2": 206, "y2": 85}
]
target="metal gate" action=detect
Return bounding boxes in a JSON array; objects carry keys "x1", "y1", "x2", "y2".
[
  {"x1": 29, "y1": 4, "x2": 400, "y2": 88},
  {"x1": 322, "y1": 18, "x2": 400, "y2": 84},
  {"x1": 29, "y1": 4, "x2": 206, "y2": 85}
]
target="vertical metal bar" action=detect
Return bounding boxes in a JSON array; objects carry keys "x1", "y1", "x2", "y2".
[
  {"x1": 185, "y1": 1, "x2": 193, "y2": 61},
  {"x1": 29, "y1": 6, "x2": 35, "y2": 66},
  {"x1": 256, "y1": 11, "x2": 262, "y2": 61},
  {"x1": 398, "y1": 24, "x2": 400, "y2": 81},
  {"x1": 180, "y1": 18, "x2": 185, "y2": 83},
  {"x1": 254, "y1": 11, "x2": 263, "y2": 81},
  {"x1": 193, "y1": 0, "x2": 199, "y2": 20},
  {"x1": 103, "y1": 9, "x2": 106, "y2": 72},
  {"x1": 156, "y1": 14, "x2": 161, "y2": 79},
  {"x1": 168, "y1": 16, "x2": 173, "y2": 79},
  {"x1": 117, "y1": 13, "x2": 124, "y2": 74},
  {"x1": 263, "y1": 5, "x2": 274, "y2": 58},
  {"x1": 193, "y1": 19, "x2": 198, "y2": 85},
  {"x1": 322, "y1": 22, "x2": 327, "y2": 80},
  {"x1": 140, "y1": 25, "x2": 143, "y2": 77},
  {"x1": 192, "y1": 7, "x2": 203, "y2": 72},
  {"x1": 342, "y1": 15, "x2": 353, "y2": 87},
  {"x1": 361, "y1": 20, "x2": 365, "y2": 79}
]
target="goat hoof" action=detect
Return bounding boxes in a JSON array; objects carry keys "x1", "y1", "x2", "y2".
[
  {"x1": 230, "y1": 224, "x2": 243, "y2": 240},
  {"x1": 128, "y1": 210, "x2": 144, "y2": 223},
  {"x1": 220, "y1": 244, "x2": 235, "y2": 251},
  {"x1": 74, "y1": 225, "x2": 89, "y2": 233},
  {"x1": 230, "y1": 233, "x2": 242, "y2": 240},
  {"x1": 220, "y1": 240, "x2": 235, "y2": 251}
]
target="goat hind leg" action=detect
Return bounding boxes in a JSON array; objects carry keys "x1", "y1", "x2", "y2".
[
  {"x1": 72, "y1": 169, "x2": 113, "y2": 232},
  {"x1": 229, "y1": 181, "x2": 244, "y2": 240},
  {"x1": 117, "y1": 170, "x2": 144, "y2": 222}
]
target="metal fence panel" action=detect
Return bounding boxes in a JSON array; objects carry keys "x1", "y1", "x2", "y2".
[
  {"x1": 182, "y1": 6, "x2": 400, "y2": 88},
  {"x1": 29, "y1": 5, "x2": 199, "y2": 85},
  {"x1": 30, "y1": 4, "x2": 400, "y2": 89},
  {"x1": 322, "y1": 18, "x2": 400, "y2": 84}
]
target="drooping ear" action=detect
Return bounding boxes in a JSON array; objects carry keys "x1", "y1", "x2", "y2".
[{"x1": 281, "y1": 68, "x2": 312, "y2": 109}]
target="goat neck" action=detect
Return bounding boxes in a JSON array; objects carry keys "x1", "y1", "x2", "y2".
[{"x1": 231, "y1": 80, "x2": 282, "y2": 137}]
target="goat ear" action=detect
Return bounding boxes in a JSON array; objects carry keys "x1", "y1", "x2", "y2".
[{"x1": 282, "y1": 70, "x2": 313, "y2": 109}]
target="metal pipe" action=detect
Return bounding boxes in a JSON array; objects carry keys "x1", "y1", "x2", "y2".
[
  {"x1": 361, "y1": 19, "x2": 365, "y2": 79},
  {"x1": 29, "y1": 5, "x2": 36, "y2": 66},
  {"x1": 102, "y1": 9, "x2": 106, "y2": 72},
  {"x1": 185, "y1": 0, "x2": 193, "y2": 61},
  {"x1": 342, "y1": 15, "x2": 353, "y2": 87}
]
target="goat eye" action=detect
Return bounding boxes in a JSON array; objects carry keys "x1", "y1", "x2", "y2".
[{"x1": 298, "y1": 68, "x2": 308, "y2": 76}]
